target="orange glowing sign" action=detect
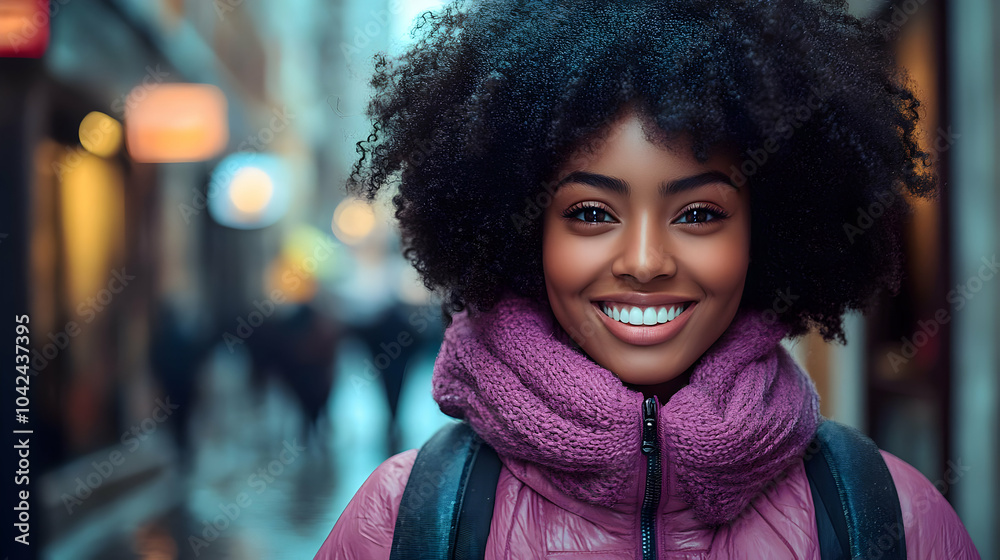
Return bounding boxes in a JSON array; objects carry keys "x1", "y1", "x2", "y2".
[
  {"x1": 0, "y1": 0, "x2": 49, "y2": 58},
  {"x1": 125, "y1": 83, "x2": 229, "y2": 163}
]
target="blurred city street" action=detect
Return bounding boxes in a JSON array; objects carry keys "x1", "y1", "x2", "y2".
[
  {"x1": 40, "y1": 336, "x2": 451, "y2": 560},
  {"x1": 1, "y1": 0, "x2": 998, "y2": 558}
]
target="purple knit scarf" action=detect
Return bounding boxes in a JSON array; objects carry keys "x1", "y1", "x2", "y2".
[{"x1": 432, "y1": 292, "x2": 821, "y2": 526}]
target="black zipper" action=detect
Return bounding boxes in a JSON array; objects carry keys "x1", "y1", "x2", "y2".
[{"x1": 640, "y1": 397, "x2": 661, "y2": 560}]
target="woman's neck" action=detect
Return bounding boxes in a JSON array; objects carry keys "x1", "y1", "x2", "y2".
[
  {"x1": 624, "y1": 368, "x2": 693, "y2": 405},
  {"x1": 565, "y1": 328, "x2": 694, "y2": 403}
]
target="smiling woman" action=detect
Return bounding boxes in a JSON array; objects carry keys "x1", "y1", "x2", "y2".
[
  {"x1": 543, "y1": 110, "x2": 751, "y2": 396},
  {"x1": 316, "y1": 0, "x2": 980, "y2": 558}
]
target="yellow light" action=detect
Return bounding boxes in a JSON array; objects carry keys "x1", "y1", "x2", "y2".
[
  {"x1": 284, "y1": 225, "x2": 325, "y2": 263},
  {"x1": 79, "y1": 112, "x2": 123, "y2": 158},
  {"x1": 229, "y1": 167, "x2": 274, "y2": 214},
  {"x1": 266, "y1": 255, "x2": 317, "y2": 304},
  {"x1": 332, "y1": 198, "x2": 376, "y2": 244},
  {"x1": 125, "y1": 83, "x2": 228, "y2": 163},
  {"x1": 280, "y1": 225, "x2": 342, "y2": 282},
  {"x1": 58, "y1": 150, "x2": 124, "y2": 307}
]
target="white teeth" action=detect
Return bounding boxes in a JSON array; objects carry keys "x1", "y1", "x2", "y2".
[
  {"x1": 643, "y1": 307, "x2": 657, "y2": 325},
  {"x1": 628, "y1": 307, "x2": 643, "y2": 325},
  {"x1": 600, "y1": 302, "x2": 690, "y2": 326}
]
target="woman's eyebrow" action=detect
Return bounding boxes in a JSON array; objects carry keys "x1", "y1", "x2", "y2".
[
  {"x1": 555, "y1": 170, "x2": 739, "y2": 195},
  {"x1": 662, "y1": 171, "x2": 740, "y2": 195}
]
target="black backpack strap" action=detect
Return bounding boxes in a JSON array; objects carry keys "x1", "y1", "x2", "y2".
[
  {"x1": 390, "y1": 420, "x2": 501, "y2": 560},
  {"x1": 804, "y1": 420, "x2": 906, "y2": 560}
]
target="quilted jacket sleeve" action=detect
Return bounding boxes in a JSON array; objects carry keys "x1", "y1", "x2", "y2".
[
  {"x1": 880, "y1": 450, "x2": 981, "y2": 559},
  {"x1": 314, "y1": 449, "x2": 418, "y2": 560}
]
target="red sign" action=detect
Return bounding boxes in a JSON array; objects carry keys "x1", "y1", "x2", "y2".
[{"x1": 0, "y1": 0, "x2": 49, "y2": 58}]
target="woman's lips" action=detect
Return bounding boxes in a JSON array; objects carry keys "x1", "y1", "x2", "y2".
[{"x1": 592, "y1": 301, "x2": 697, "y2": 346}]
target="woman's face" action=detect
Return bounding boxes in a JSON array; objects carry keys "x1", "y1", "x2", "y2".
[{"x1": 542, "y1": 111, "x2": 752, "y2": 396}]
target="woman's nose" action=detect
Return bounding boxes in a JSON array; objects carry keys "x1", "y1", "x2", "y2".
[{"x1": 611, "y1": 213, "x2": 676, "y2": 284}]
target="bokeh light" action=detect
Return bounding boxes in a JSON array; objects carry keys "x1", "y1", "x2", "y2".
[
  {"x1": 208, "y1": 152, "x2": 291, "y2": 230},
  {"x1": 331, "y1": 198, "x2": 376, "y2": 245},
  {"x1": 58, "y1": 149, "x2": 124, "y2": 307},
  {"x1": 229, "y1": 167, "x2": 274, "y2": 215},
  {"x1": 125, "y1": 83, "x2": 228, "y2": 163},
  {"x1": 78, "y1": 111, "x2": 123, "y2": 158},
  {"x1": 0, "y1": 0, "x2": 49, "y2": 58}
]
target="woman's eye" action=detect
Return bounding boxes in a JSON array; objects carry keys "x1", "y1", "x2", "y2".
[
  {"x1": 676, "y1": 205, "x2": 728, "y2": 225},
  {"x1": 564, "y1": 205, "x2": 615, "y2": 223}
]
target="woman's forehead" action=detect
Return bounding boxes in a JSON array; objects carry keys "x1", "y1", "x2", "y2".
[{"x1": 554, "y1": 108, "x2": 739, "y2": 173}]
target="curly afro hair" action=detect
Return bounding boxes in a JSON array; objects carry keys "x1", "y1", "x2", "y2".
[{"x1": 345, "y1": 0, "x2": 936, "y2": 344}]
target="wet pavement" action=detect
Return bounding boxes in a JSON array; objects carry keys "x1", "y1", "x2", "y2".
[{"x1": 40, "y1": 337, "x2": 452, "y2": 559}]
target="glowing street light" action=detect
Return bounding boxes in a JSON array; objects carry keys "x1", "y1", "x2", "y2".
[
  {"x1": 208, "y1": 152, "x2": 291, "y2": 230},
  {"x1": 79, "y1": 112, "x2": 123, "y2": 158},
  {"x1": 332, "y1": 198, "x2": 376, "y2": 244},
  {"x1": 125, "y1": 83, "x2": 228, "y2": 163}
]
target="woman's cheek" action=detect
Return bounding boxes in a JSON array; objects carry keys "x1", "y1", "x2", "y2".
[
  {"x1": 544, "y1": 229, "x2": 598, "y2": 289},
  {"x1": 693, "y1": 235, "x2": 750, "y2": 296},
  {"x1": 542, "y1": 229, "x2": 571, "y2": 286}
]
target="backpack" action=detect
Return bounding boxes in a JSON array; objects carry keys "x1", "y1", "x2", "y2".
[{"x1": 389, "y1": 419, "x2": 906, "y2": 560}]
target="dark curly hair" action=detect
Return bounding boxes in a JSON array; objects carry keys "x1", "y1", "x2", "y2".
[{"x1": 345, "y1": 0, "x2": 936, "y2": 344}]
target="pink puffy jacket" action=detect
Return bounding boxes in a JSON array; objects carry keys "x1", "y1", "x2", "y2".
[{"x1": 315, "y1": 445, "x2": 979, "y2": 559}]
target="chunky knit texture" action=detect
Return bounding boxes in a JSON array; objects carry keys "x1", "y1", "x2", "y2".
[{"x1": 432, "y1": 292, "x2": 822, "y2": 526}]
